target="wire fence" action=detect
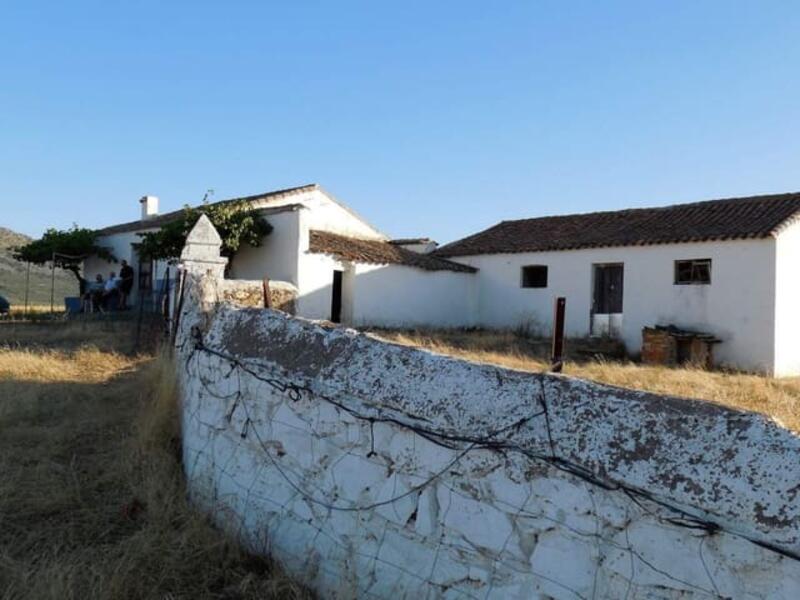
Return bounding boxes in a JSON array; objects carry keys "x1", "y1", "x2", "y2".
[{"x1": 177, "y1": 323, "x2": 800, "y2": 599}]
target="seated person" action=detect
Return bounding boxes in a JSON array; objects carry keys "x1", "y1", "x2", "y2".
[
  {"x1": 102, "y1": 271, "x2": 121, "y2": 309},
  {"x1": 83, "y1": 275, "x2": 105, "y2": 313}
]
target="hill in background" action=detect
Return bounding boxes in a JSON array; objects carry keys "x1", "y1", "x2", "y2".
[{"x1": 0, "y1": 227, "x2": 76, "y2": 306}]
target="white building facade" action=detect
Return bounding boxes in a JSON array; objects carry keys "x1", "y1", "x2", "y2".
[
  {"x1": 85, "y1": 184, "x2": 476, "y2": 330},
  {"x1": 436, "y1": 193, "x2": 800, "y2": 377},
  {"x1": 86, "y1": 186, "x2": 800, "y2": 376}
]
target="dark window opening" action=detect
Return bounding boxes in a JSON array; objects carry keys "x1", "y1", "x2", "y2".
[
  {"x1": 674, "y1": 259, "x2": 711, "y2": 285},
  {"x1": 521, "y1": 265, "x2": 548, "y2": 288}
]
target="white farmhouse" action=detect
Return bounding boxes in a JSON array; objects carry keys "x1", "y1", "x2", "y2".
[
  {"x1": 86, "y1": 185, "x2": 800, "y2": 376},
  {"x1": 435, "y1": 193, "x2": 800, "y2": 377},
  {"x1": 84, "y1": 184, "x2": 476, "y2": 329}
]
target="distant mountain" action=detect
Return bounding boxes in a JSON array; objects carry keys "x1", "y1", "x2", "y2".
[
  {"x1": 0, "y1": 227, "x2": 76, "y2": 307},
  {"x1": 0, "y1": 227, "x2": 31, "y2": 249}
]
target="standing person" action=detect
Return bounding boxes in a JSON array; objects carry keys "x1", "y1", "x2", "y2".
[{"x1": 119, "y1": 260, "x2": 135, "y2": 309}]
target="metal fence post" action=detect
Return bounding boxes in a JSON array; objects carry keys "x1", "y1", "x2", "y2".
[{"x1": 550, "y1": 297, "x2": 566, "y2": 372}]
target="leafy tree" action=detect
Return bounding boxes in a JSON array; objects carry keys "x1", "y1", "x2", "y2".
[
  {"x1": 136, "y1": 199, "x2": 273, "y2": 263},
  {"x1": 13, "y1": 226, "x2": 116, "y2": 292}
]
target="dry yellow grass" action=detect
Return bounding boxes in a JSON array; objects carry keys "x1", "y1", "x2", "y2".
[
  {"x1": 371, "y1": 329, "x2": 800, "y2": 433},
  {"x1": 0, "y1": 347, "x2": 141, "y2": 384},
  {"x1": 0, "y1": 323, "x2": 309, "y2": 600}
]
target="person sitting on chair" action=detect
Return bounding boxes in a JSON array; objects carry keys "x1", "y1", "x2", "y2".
[
  {"x1": 83, "y1": 274, "x2": 105, "y2": 313},
  {"x1": 119, "y1": 260, "x2": 135, "y2": 309},
  {"x1": 102, "y1": 271, "x2": 120, "y2": 310}
]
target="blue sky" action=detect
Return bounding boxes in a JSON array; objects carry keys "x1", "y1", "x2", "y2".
[{"x1": 2, "y1": 1, "x2": 800, "y2": 243}]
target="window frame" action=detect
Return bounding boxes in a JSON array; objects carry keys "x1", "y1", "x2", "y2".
[
  {"x1": 674, "y1": 258, "x2": 712, "y2": 285},
  {"x1": 520, "y1": 265, "x2": 549, "y2": 289}
]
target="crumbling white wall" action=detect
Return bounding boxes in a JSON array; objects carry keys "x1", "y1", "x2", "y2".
[{"x1": 175, "y1": 271, "x2": 800, "y2": 599}]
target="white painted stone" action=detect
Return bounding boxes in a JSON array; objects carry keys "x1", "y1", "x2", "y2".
[
  {"x1": 176, "y1": 269, "x2": 800, "y2": 599},
  {"x1": 436, "y1": 485, "x2": 515, "y2": 553},
  {"x1": 373, "y1": 474, "x2": 418, "y2": 527},
  {"x1": 415, "y1": 486, "x2": 439, "y2": 538}
]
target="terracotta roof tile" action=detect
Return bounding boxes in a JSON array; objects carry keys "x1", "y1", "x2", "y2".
[
  {"x1": 435, "y1": 192, "x2": 800, "y2": 257},
  {"x1": 309, "y1": 230, "x2": 476, "y2": 273}
]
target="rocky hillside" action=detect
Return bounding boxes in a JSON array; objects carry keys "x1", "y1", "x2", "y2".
[{"x1": 0, "y1": 227, "x2": 76, "y2": 306}]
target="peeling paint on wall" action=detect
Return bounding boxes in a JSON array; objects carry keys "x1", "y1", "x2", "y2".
[{"x1": 176, "y1": 272, "x2": 800, "y2": 599}]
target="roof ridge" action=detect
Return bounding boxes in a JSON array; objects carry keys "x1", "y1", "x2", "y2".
[
  {"x1": 499, "y1": 191, "x2": 800, "y2": 226},
  {"x1": 435, "y1": 191, "x2": 800, "y2": 258},
  {"x1": 217, "y1": 183, "x2": 318, "y2": 205}
]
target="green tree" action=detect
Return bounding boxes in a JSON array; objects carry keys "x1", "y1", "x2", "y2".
[
  {"x1": 136, "y1": 200, "x2": 273, "y2": 262},
  {"x1": 13, "y1": 226, "x2": 116, "y2": 292}
]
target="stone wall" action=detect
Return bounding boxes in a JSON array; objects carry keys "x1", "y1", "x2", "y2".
[
  {"x1": 220, "y1": 279, "x2": 297, "y2": 314},
  {"x1": 175, "y1": 271, "x2": 800, "y2": 599}
]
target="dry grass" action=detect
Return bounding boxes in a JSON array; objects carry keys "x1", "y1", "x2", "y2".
[
  {"x1": 371, "y1": 329, "x2": 800, "y2": 433},
  {"x1": 0, "y1": 325, "x2": 309, "y2": 599},
  {"x1": 0, "y1": 320, "x2": 148, "y2": 355}
]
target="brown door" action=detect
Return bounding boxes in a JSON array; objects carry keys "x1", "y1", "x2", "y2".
[{"x1": 593, "y1": 264, "x2": 624, "y2": 314}]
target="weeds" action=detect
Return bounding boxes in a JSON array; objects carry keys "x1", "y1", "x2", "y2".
[{"x1": 0, "y1": 322, "x2": 309, "y2": 600}]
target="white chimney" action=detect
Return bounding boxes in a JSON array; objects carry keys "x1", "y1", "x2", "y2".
[{"x1": 140, "y1": 195, "x2": 159, "y2": 220}]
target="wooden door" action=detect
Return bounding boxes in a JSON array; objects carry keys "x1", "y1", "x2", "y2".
[{"x1": 593, "y1": 264, "x2": 624, "y2": 314}]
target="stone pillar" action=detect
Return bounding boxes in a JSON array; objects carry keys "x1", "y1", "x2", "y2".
[
  {"x1": 179, "y1": 214, "x2": 228, "y2": 278},
  {"x1": 178, "y1": 214, "x2": 228, "y2": 330}
]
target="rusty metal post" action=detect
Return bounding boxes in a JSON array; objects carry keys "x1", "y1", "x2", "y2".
[
  {"x1": 550, "y1": 297, "x2": 566, "y2": 372},
  {"x1": 262, "y1": 277, "x2": 272, "y2": 309},
  {"x1": 170, "y1": 269, "x2": 187, "y2": 346}
]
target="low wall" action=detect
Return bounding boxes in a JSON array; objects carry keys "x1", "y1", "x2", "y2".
[
  {"x1": 220, "y1": 279, "x2": 297, "y2": 314},
  {"x1": 177, "y1": 273, "x2": 800, "y2": 599}
]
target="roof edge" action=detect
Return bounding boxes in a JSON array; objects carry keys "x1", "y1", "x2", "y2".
[{"x1": 95, "y1": 184, "x2": 317, "y2": 236}]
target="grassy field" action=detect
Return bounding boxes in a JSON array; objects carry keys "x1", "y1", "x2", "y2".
[
  {"x1": 370, "y1": 328, "x2": 800, "y2": 433},
  {"x1": 0, "y1": 321, "x2": 309, "y2": 600}
]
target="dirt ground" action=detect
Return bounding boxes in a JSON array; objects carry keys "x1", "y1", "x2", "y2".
[{"x1": 0, "y1": 321, "x2": 309, "y2": 600}]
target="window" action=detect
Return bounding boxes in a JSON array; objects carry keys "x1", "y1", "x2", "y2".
[
  {"x1": 674, "y1": 259, "x2": 711, "y2": 285},
  {"x1": 521, "y1": 265, "x2": 548, "y2": 288}
]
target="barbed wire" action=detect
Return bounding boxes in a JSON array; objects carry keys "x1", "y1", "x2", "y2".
[{"x1": 179, "y1": 329, "x2": 800, "y2": 598}]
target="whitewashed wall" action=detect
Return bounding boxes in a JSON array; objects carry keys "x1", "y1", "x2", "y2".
[
  {"x1": 293, "y1": 208, "x2": 476, "y2": 327},
  {"x1": 295, "y1": 251, "x2": 350, "y2": 321},
  {"x1": 301, "y1": 188, "x2": 386, "y2": 240},
  {"x1": 350, "y1": 263, "x2": 476, "y2": 328},
  {"x1": 176, "y1": 278, "x2": 800, "y2": 599},
  {"x1": 294, "y1": 252, "x2": 476, "y2": 328},
  {"x1": 774, "y1": 220, "x2": 800, "y2": 377},
  {"x1": 228, "y1": 209, "x2": 302, "y2": 284},
  {"x1": 451, "y1": 239, "x2": 777, "y2": 373}
]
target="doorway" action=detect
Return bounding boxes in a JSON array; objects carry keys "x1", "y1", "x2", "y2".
[
  {"x1": 330, "y1": 270, "x2": 343, "y2": 323},
  {"x1": 591, "y1": 264, "x2": 624, "y2": 337}
]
